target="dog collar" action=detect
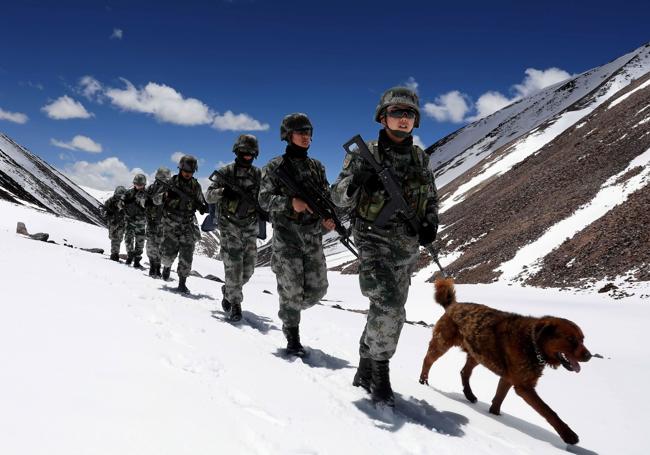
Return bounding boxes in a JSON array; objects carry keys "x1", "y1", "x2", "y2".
[{"x1": 531, "y1": 326, "x2": 547, "y2": 366}]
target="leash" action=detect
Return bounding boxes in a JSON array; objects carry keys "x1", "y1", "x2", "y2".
[{"x1": 531, "y1": 325, "x2": 547, "y2": 366}]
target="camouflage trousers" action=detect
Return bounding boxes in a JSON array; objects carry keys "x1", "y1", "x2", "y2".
[
  {"x1": 220, "y1": 216, "x2": 258, "y2": 306},
  {"x1": 160, "y1": 215, "x2": 201, "y2": 279},
  {"x1": 124, "y1": 215, "x2": 146, "y2": 259},
  {"x1": 146, "y1": 219, "x2": 164, "y2": 264},
  {"x1": 108, "y1": 222, "x2": 125, "y2": 255},
  {"x1": 271, "y1": 223, "x2": 328, "y2": 328},
  {"x1": 354, "y1": 225, "x2": 419, "y2": 361}
]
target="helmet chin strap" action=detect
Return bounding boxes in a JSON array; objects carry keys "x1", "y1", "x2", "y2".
[{"x1": 387, "y1": 127, "x2": 411, "y2": 139}]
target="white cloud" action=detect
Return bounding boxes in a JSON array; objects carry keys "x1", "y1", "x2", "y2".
[
  {"x1": 413, "y1": 135, "x2": 425, "y2": 149},
  {"x1": 79, "y1": 75, "x2": 103, "y2": 101},
  {"x1": 105, "y1": 79, "x2": 214, "y2": 126},
  {"x1": 63, "y1": 156, "x2": 152, "y2": 191},
  {"x1": 41, "y1": 95, "x2": 93, "y2": 119},
  {"x1": 466, "y1": 91, "x2": 513, "y2": 122},
  {"x1": 51, "y1": 135, "x2": 103, "y2": 153},
  {"x1": 404, "y1": 76, "x2": 419, "y2": 93},
  {"x1": 423, "y1": 91, "x2": 471, "y2": 123},
  {"x1": 513, "y1": 67, "x2": 572, "y2": 98},
  {"x1": 170, "y1": 151, "x2": 186, "y2": 163},
  {"x1": 0, "y1": 107, "x2": 28, "y2": 124},
  {"x1": 212, "y1": 111, "x2": 269, "y2": 131},
  {"x1": 110, "y1": 28, "x2": 123, "y2": 40}
]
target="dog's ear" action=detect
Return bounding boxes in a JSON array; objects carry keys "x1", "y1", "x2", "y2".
[{"x1": 535, "y1": 320, "x2": 557, "y2": 341}]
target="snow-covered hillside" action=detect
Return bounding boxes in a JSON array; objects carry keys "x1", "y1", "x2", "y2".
[
  {"x1": 0, "y1": 133, "x2": 104, "y2": 226},
  {"x1": 1, "y1": 198, "x2": 648, "y2": 455}
]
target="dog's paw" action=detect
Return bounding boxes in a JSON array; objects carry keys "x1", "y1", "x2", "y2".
[
  {"x1": 418, "y1": 377, "x2": 429, "y2": 385},
  {"x1": 560, "y1": 428, "x2": 579, "y2": 445},
  {"x1": 488, "y1": 405, "x2": 501, "y2": 415},
  {"x1": 463, "y1": 389, "x2": 478, "y2": 403}
]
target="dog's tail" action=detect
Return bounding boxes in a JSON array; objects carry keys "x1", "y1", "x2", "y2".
[{"x1": 434, "y1": 278, "x2": 456, "y2": 309}]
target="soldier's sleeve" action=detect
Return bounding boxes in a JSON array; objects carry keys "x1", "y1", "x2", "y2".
[
  {"x1": 331, "y1": 151, "x2": 361, "y2": 208},
  {"x1": 422, "y1": 154, "x2": 439, "y2": 225},
  {"x1": 258, "y1": 161, "x2": 291, "y2": 213}
]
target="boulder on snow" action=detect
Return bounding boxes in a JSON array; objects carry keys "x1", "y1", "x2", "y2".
[
  {"x1": 204, "y1": 274, "x2": 225, "y2": 283},
  {"x1": 16, "y1": 222, "x2": 28, "y2": 235},
  {"x1": 80, "y1": 247, "x2": 104, "y2": 254},
  {"x1": 16, "y1": 221, "x2": 50, "y2": 241},
  {"x1": 190, "y1": 270, "x2": 203, "y2": 278}
]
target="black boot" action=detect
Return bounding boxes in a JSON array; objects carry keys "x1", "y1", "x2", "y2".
[
  {"x1": 353, "y1": 357, "x2": 373, "y2": 393},
  {"x1": 371, "y1": 360, "x2": 395, "y2": 408},
  {"x1": 110, "y1": 252, "x2": 120, "y2": 262},
  {"x1": 153, "y1": 263, "x2": 162, "y2": 278},
  {"x1": 162, "y1": 266, "x2": 171, "y2": 281},
  {"x1": 178, "y1": 276, "x2": 190, "y2": 294},
  {"x1": 228, "y1": 302, "x2": 242, "y2": 322},
  {"x1": 125, "y1": 252, "x2": 133, "y2": 265},
  {"x1": 221, "y1": 285, "x2": 232, "y2": 312},
  {"x1": 133, "y1": 256, "x2": 142, "y2": 268},
  {"x1": 283, "y1": 325, "x2": 306, "y2": 356},
  {"x1": 149, "y1": 261, "x2": 156, "y2": 277}
]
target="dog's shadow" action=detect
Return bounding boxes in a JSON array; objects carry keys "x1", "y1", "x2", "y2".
[
  {"x1": 433, "y1": 388, "x2": 599, "y2": 454},
  {"x1": 272, "y1": 348, "x2": 353, "y2": 371},
  {"x1": 210, "y1": 310, "x2": 280, "y2": 335},
  {"x1": 353, "y1": 393, "x2": 468, "y2": 436}
]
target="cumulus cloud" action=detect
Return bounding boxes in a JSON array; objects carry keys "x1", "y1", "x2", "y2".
[
  {"x1": 170, "y1": 151, "x2": 186, "y2": 163},
  {"x1": 413, "y1": 135, "x2": 425, "y2": 149},
  {"x1": 63, "y1": 156, "x2": 152, "y2": 191},
  {"x1": 423, "y1": 91, "x2": 471, "y2": 123},
  {"x1": 105, "y1": 79, "x2": 214, "y2": 126},
  {"x1": 41, "y1": 95, "x2": 93, "y2": 119},
  {"x1": 51, "y1": 135, "x2": 103, "y2": 153},
  {"x1": 79, "y1": 75, "x2": 103, "y2": 101},
  {"x1": 425, "y1": 67, "x2": 573, "y2": 123},
  {"x1": 110, "y1": 28, "x2": 123, "y2": 40},
  {"x1": 212, "y1": 111, "x2": 269, "y2": 131},
  {"x1": 0, "y1": 107, "x2": 28, "y2": 124},
  {"x1": 403, "y1": 76, "x2": 419, "y2": 93}
]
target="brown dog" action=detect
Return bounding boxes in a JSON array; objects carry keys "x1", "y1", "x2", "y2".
[{"x1": 419, "y1": 278, "x2": 592, "y2": 445}]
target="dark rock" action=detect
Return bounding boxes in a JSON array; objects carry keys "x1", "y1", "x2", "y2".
[
  {"x1": 29, "y1": 233, "x2": 49, "y2": 242},
  {"x1": 204, "y1": 274, "x2": 224, "y2": 283},
  {"x1": 190, "y1": 270, "x2": 202, "y2": 278},
  {"x1": 263, "y1": 289, "x2": 273, "y2": 295},
  {"x1": 80, "y1": 247, "x2": 104, "y2": 254},
  {"x1": 16, "y1": 222, "x2": 28, "y2": 235}
]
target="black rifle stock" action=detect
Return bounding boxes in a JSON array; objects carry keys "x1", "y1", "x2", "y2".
[
  {"x1": 342, "y1": 134, "x2": 445, "y2": 274},
  {"x1": 156, "y1": 178, "x2": 208, "y2": 214},
  {"x1": 272, "y1": 161, "x2": 358, "y2": 258}
]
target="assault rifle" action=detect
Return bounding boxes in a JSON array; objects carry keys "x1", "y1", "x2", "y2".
[
  {"x1": 342, "y1": 134, "x2": 445, "y2": 274},
  {"x1": 273, "y1": 159, "x2": 358, "y2": 258},
  {"x1": 155, "y1": 178, "x2": 208, "y2": 215},
  {"x1": 207, "y1": 170, "x2": 268, "y2": 240}
]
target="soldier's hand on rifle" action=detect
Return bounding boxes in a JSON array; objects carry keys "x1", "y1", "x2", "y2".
[
  {"x1": 292, "y1": 197, "x2": 312, "y2": 214},
  {"x1": 418, "y1": 221, "x2": 438, "y2": 246},
  {"x1": 321, "y1": 218, "x2": 335, "y2": 231},
  {"x1": 351, "y1": 170, "x2": 382, "y2": 193}
]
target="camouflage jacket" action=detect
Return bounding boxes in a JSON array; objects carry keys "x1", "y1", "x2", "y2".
[
  {"x1": 161, "y1": 174, "x2": 205, "y2": 221},
  {"x1": 259, "y1": 154, "x2": 330, "y2": 233},
  {"x1": 123, "y1": 187, "x2": 147, "y2": 219},
  {"x1": 144, "y1": 180, "x2": 166, "y2": 223},
  {"x1": 331, "y1": 132, "x2": 438, "y2": 229},
  {"x1": 102, "y1": 195, "x2": 124, "y2": 225},
  {"x1": 206, "y1": 163, "x2": 262, "y2": 222}
]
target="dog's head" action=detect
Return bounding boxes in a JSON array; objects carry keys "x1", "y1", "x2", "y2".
[{"x1": 535, "y1": 317, "x2": 592, "y2": 372}]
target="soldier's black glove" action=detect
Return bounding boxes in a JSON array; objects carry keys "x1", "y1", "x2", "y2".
[
  {"x1": 348, "y1": 170, "x2": 382, "y2": 195},
  {"x1": 259, "y1": 210, "x2": 270, "y2": 222},
  {"x1": 418, "y1": 222, "x2": 438, "y2": 246},
  {"x1": 222, "y1": 187, "x2": 240, "y2": 200},
  {"x1": 198, "y1": 201, "x2": 209, "y2": 215}
]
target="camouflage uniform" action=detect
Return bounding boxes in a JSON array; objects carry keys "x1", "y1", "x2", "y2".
[
  {"x1": 123, "y1": 187, "x2": 147, "y2": 262},
  {"x1": 205, "y1": 163, "x2": 261, "y2": 308},
  {"x1": 159, "y1": 174, "x2": 204, "y2": 279},
  {"x1": 331, "y1": 130, "x2": 438, "y2": 360},
  {"x1": 145, "y1": 180, "x2": 166, "y2": 266},
  {"x1": 259, "y1": 154, "x2": 330, "y2": 328},
  {"x1": 103, "y1": 194, "x2": 125, "y2": 256}
]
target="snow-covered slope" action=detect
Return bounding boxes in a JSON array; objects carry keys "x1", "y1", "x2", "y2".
[
  {"x1": 0, "y1": 133, "x2": 105, "y2": 226},
  {"x1": 1, "y1": 198, "x2": 648, "y2": 455}
]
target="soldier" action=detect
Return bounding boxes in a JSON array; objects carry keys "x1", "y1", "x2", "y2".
[
  {"x1": 123, "y1": 173, "x2": 148, "y2": 268},
  {"x1": 159, "y1": 155, "x2": 208, "y2": 294},
  {"x1": 259, "y1": 113, "x2": 335, "y2": 356},
  {"x1": 103, "y1": 185, "x2": 127, "y2": 261},
  {"x1": 145, "y1": 166, "x2": 171, "y2": 278},
  {"x1": 206, "y1": 134, "x2": 263, "y2": 322},
  {"x1": 331, "y1": 87, "x2": 439, "y2": 408}
]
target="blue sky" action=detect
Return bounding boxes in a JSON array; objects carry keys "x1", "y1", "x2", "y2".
[{"x1": 1, "y1": 0, "x2": 649, "y2": 190}]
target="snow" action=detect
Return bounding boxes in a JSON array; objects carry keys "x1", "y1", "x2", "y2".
[
  {"x1": 607, "y1": 79, "x2": 650, "y2": 109},
  {"x1": 497, "y1": 147, "x2": 650, "y2": 281},
  {"x1": 1, "y1": 199, "x2": 649, "y2": 455}
]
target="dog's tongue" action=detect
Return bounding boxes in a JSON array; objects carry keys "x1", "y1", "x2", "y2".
[{"x1": 570, "y1": 358, "x2": 581, "y2": 373}]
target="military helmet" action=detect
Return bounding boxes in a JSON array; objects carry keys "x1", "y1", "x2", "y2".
[
  {"x1": 155, "y1": 166, "x2": 172, "y2": 182},
  {"x1": 178, "y1": 154, "x2": 198, "y2": 173},
  {"x1": 232, "y1": 134, "x2": 259, "y2": 157},
  {"x1": 280, "y1": 113, "x2": 313, "y2": 142},
  {"x1": 374, "y1": 87, "x2": 420, "y2": 128},
  {"x1": 114, "y1": 185, "x2": 127, "y2": 196},
  {"x1": 133, "y1": 173, "x2": 147, "y2": 186}
]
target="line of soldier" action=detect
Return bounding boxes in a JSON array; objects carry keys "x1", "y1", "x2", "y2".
[{"x1": 101, "y1": 86, "x2": 439, "y2": 410}]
